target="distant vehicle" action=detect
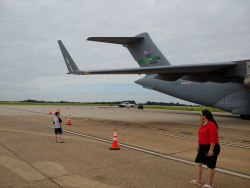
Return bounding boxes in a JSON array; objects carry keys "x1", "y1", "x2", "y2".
[
  {"x1": 138, "y1": 103, "x2": 144, "y2": 109},
  {"x1": 119, "y1": 102, "x2": 135, "y2": 107}
]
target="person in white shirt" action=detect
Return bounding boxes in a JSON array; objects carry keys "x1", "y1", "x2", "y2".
[{"x1": 53, "y1": 112, "x2": 63, "y2": 143}]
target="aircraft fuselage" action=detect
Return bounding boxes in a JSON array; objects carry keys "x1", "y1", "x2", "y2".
[{"x1": 135, "y1": 74, "x2": 250, "y2": 116}]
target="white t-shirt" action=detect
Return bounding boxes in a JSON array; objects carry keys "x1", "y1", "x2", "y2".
[{"x1": 53, "y1": 117, "x2": 62, "y2": 129}]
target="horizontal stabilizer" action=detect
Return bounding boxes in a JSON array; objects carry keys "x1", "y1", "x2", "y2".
[{"x1": 87, "y1": 37, "x2": 144, "y2": 45}]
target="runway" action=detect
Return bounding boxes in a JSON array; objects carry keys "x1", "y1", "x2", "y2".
[
  {"x1": 1, "y1": 105, "x2": 249, "y2": 130},
  {"x1": 0, "y1": 105, "x2": 249, "y2": 187}
]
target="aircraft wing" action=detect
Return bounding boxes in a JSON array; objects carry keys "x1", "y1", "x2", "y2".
[
  {"x1": 79, "y1": 62, "x2": 237, "y2": 75},
  {"x1": 58, "y1": 40, "x2": 238, "y2": 77}
]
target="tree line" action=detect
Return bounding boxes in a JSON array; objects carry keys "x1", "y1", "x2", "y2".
[{"x1": 16, "y1": 99, "x2": 200, "y2": 106}]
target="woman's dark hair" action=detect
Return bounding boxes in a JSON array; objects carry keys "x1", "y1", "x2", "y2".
[{"x1": 202, "y1": 110, "x2": 218, "y2": 128}]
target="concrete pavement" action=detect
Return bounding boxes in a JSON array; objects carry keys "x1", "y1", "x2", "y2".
[{"x1": 0, "y1": 105, "x2": 249, "y2": 188}]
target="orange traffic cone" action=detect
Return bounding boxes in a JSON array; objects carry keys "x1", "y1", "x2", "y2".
[
  {"x1": 91, "y1": 106, "x2": 92, "y2": 109},
  {"x1": 49, "y1": 108, "x2": 52, "y2": 114},
  {"x1": 58, "y1": 106, "x2": 60, "y2": 112},
  {"x1": 68, "y1": 106, "x2": 69, "y2": 109},
  {"x1": 66, "y1": 115, "x2": 72, "y2": 125},
  {"x1": 150, "y1": 107, "x2": 152, "y2": 109},
  {"x1": 110, "y1": 129, "x2": 120, "y2": 150}
]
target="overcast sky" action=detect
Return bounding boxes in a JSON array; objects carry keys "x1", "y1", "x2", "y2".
[{"x1": 0, "y1": 0, "x2": 249, "y2": 104}]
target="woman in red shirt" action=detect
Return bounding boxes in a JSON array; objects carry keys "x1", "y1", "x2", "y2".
[{"x1": 189, "y1": 110, "x2": 220, "y2": 188}]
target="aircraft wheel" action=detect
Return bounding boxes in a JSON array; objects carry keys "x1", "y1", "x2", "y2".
[{"x1": 240, "y1": 115, "x2": 250, "y2": 120}]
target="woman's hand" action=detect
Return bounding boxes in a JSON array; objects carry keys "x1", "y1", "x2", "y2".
[
  {"x1": 208, "y1": 149, "x2": 214, "y2": 157},
  {"x1": 197, "y1": 146, "x2": 199, "y2": 152}
]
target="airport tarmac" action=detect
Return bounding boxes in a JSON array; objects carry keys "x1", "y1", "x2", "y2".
[
  {"x1": 1, "y1": 105, "x2": 249, "y2": 130},
  {"x1": 0, "y1": 105, "x2": 249, "y2": 188}
]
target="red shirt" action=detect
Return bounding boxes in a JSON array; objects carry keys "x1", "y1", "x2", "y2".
[{"x1": 198, "y1": 121, "x2": 219, "y2": 145}]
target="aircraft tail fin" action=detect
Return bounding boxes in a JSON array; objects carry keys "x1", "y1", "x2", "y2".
[
  {"x1": 58, "y1": 40, "x2": 79, "y2": 73},
  {"x1": 87, "y1": 32, "x2": 171, "y2": 67},
  {"x1": 127, "y1": 33, "x2": 171, "y2": 67}
]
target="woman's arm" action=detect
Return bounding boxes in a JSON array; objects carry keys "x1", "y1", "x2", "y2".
[
  {"x1": 208, "y1": 143, "x2": 215, "y2": 156},
  {"x1": 197, "y1": 145, "x2": 200, "y2": 152},
  {"x1": 208, "y1": 122, "x2": 218, "y2": 157}
]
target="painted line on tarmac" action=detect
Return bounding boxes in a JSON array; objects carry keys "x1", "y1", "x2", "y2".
[
  {"x1": 3, "y1": 115, "x2": 250, "y2": 180},
  {"x1": 78, "y1": 122, "x2": 250, "y2": 149},
  {"x1": 1, "y1": 107, "x2": 250, "y2": 149}
]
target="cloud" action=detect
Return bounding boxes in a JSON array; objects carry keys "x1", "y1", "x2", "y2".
[
  {"x1": 31, "y1": 75, "x2": 144, "y2": 89},
  {"x1": 0, "y1": 0, "x2": 249, "y2": 102},
  {"x1": 0, "y1": 74, "x2": 143, "y2": 91}
]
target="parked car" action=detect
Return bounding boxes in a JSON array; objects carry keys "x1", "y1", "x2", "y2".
[{"x1": 119, "y1": 102, "x2": 135, "y2": 107}]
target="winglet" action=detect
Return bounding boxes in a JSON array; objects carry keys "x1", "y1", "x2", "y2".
[{"x1": 58, "y1": 40, "x2": 80, "y2": 73}]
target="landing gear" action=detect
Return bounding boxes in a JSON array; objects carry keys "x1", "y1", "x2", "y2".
[{"x1": 240, "y1": 115, "x2": 250, "y2": 120}]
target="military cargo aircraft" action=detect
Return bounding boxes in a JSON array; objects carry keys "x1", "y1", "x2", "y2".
[{"x1": 58, "y1": 33, "x2": 250, "y2": 120}]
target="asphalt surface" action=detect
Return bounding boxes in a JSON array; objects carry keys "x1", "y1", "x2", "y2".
[{"x1": 0, "y1": 105, "x2": 249, "y2": 188}]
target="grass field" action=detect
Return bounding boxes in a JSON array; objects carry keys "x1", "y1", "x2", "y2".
[
  {"x1": 0, "y1": 102, "x2": 227, "y2": 113},
  {"x1": 0, "y1": 102, "x2": 109, "y2": 106}
]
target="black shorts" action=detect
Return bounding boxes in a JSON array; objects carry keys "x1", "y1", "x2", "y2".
[
  {"x1": 195, "y1": 143, "x2": 220, "y2": 169},
  {"x1": 55, "y1": 128, "x2": 62, "y2": 135}
]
